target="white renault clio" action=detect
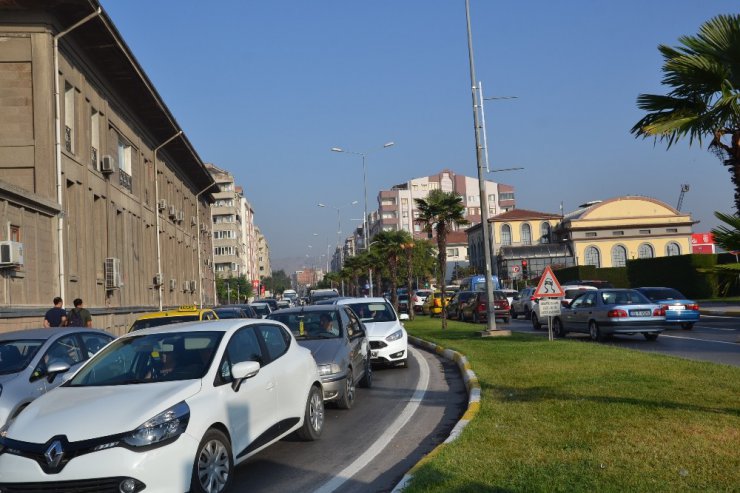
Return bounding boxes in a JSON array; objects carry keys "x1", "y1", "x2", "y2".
[
  {"x1": 0, "y1": 320, "x2": 324, "y2": 493},
  {"x1": 336, "y1": 297, "x2": 409, "y2": 367}
]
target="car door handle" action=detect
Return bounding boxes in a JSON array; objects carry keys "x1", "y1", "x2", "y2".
[{"x1": 266, "y1": 381, "x2": 275, "y2": 391}]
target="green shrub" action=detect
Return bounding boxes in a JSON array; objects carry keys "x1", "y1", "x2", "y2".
[{"x1": 627, "y1": 254, "x2": 717, "y2": 298}]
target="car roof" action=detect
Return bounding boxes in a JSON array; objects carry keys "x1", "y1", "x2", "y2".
[
  {"x1": 335, "y1": 297, "x2": 388, "y2": 304},
  {"x1": 0, "y1": 327, "x2": 111, "y2": 341},
  {"x1": 134, "y1": 306, "x2": 213, "y2": 320},
  {"x1": 121, "y1": 318, "x2": 273, "y2": 338},
  {"x1": 270, "y1": 305, "x2": 345, "y2": 314}
]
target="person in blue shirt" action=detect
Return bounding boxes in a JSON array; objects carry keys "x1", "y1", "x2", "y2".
[{"x1": 43, "y1": 297, "x2": 67, "y2": 327}]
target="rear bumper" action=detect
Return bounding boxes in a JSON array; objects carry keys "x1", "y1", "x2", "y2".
[{"x1": 599, "y1": 320, "x2": 665, "y2": 334}]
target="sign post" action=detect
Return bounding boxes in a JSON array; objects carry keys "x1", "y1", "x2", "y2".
[{"x1": 533, "y1": 266, "x2": 565, "y2": 341}]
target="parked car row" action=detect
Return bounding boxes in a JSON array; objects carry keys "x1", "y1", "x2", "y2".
[{"x1": 445, "y1": 290, "x2": 511, "y2": 323}]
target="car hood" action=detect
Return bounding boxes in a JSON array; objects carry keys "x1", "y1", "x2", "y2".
[
  {"x1": 6, "y1": 380, "x2": 202, "y2": 443},
  {"x1": 362, "y1": 321, "x2": 404, "y2": 339},
  {"x1": 297, "y1": 339, "x2": 343, "y2": 366}
]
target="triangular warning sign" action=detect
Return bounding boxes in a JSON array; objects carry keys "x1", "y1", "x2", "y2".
[{"x1": 534, "y1": 266, "x2": 565, "y2": 298}]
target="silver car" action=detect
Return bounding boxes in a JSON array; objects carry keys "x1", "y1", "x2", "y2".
[
  {"x1": 0, "y1": 327, "x2": 114, "y2": 425},
  {"x1": 553, "y1": 289, "x2": 665, "y2": 341}
]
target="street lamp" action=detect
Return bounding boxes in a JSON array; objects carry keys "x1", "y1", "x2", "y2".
[{"x1": 318, "y1": 201, "x2": 358, "y2": 295}]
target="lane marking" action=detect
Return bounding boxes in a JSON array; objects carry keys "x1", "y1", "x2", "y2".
[
  {"x1": 661, "y1": 334, "x2": 739, "y2": 346},
  {"x1": 311, "y1": 346, "x2": 430, "y2": 493}
]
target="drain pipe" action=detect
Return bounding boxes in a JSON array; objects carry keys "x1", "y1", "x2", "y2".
[
  {"x1": 195, "y1": 183, "x2": 213, "y2": 309},
  {"x1": 153, "y1": 131, "x2": 183, "y2": 311},
  {"x1": 53, "y1": 7, "x2": 102, "y2": 305}
]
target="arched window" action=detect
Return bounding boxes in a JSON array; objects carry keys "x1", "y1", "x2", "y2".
[
  {"x1": 501, "y1": 224, "x2": 512, "y2": 246},
  {"x1": 666, "y1": 242, "x2": 681, "y2": 256},
  {"x1": 540, "y1": 222, "x2": 551, "y2": 244},
  {"x1": 521, "y1": 223, "x2": 532, "y2": 245},
  {"x1": 638, "y1": 243, "x2": 654, "y2": 259},
  {"x1": 584, "y1": 246, "x2": 600, "y2": 267},
  {"x1": 611, "y1": 245, "x2": 627, "y2": 267}
]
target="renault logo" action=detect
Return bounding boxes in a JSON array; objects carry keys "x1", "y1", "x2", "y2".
[{"x1": 44, "y1": 440, "x2": 64, "y2": 468}]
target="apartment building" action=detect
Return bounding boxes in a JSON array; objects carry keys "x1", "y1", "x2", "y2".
[
  {"x1": 0, "y1": 1, "x2": 217, "y2": 333},
  {"x1": 256, "y1": 226, "x2": 271, "y2": 280},
  {"x1": 375, "y1": 169, "x2": 515, "y2": 239}
]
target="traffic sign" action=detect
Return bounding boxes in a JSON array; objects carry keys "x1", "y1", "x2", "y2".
[
  {"x1": 511, "y1": 265, "x2": 521, "y2": 273},
  {"x1": 538, "y1": 299, "x2": 561, "y2": 317},
  {"x1": 533, "y1": 266, "x2": 564, "y2": 298}
]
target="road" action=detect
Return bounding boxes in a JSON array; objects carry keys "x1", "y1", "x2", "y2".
[
  {"x1": 503, "y1": 314, "x2": 740, "y2": 367},
  {"x1": 230, "y1": 346, "x2": 467, "y2": 493}
]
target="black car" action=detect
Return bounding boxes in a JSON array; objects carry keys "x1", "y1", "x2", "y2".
[
  {"x1": 214, "y1": 307, "x2": 254, "y2": 319},
  {"x1": 267, "y1": 305, "x2": 371, "y2": 409},
  {"x1": 447, "y1": 290, "x2": 476, "y2": 319},
  {"x1": 255, "y1": 298, "x2": 279, "y2": 311},
  {"x1": 228, "y1": 304, "x2": 259, "y2": 318}
]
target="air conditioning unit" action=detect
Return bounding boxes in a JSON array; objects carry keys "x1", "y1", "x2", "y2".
[
  {"x1": 168, "y1": 205, "x2": 176, "y2": 218},
  {"x1": 153, "y1": 273, "x2": 163, "y2": 287},
  {"x1": 104, "y1": 257, "x2": 121, "y2": 289},
  {"x1": 100, "y1": 155, "x2": 115, "y2": 174},
  {"x1": 169, "y1": 278, "x2": 177, "y2": 291},
  {"x1": 176, "y1": 211, "x2": 185, "y2": 222},
  {"x1": 0, "y1": 241, "x2": 24, "y2": 266},
  {"x1": 191, "y1": 216, "x2": 197, "y2": 226},
  {"x1": 200, "y1": 224, "x2": 207, "y2": 233},
  {"x1": 157, "y1": 200, "x2": 167, "y2": 212},
  {"x1": 189, "y1": 280, "x2": 197, "y2": 293}
]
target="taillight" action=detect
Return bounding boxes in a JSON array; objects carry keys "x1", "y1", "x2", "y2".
[
  {"x1": 530, "y1": 296, "x2": 536, "y2": 301},
  {"x1": 653, "y1": 307, "x2": 665, "y2": 316},
  {"x1": 413, "y1": 295, "x2": 419, "y2": 302},
  {"x1": 478, "y1": 304, "x2": 486, "y2": 312},
  {"x1": 685, "y1": 304, "x2": 699, "y2": 311},
  {"x1": 607, "y1": 309, "x2": 628, "y2": 318}
]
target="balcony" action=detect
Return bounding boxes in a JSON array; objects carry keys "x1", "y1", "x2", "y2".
[
  {"x1": 90, "y1": 146, "x2": 98, "y2": 169},
  {"x1": 64, "y1": 126, "x2": 72, "y2": 153},
  {"x1": 119, "y1": 169, "x2": 132, "y2": 192}
]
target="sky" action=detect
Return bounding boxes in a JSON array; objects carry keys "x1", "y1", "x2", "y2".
[{"x1": 103, "y1": 1, "x2": 738, "y2": 272}]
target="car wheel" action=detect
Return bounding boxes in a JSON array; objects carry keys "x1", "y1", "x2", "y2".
[
  {"x1": 531, "y1": 313, "x2": 540, "y2": 330},
  {"x1": 359, "y1": 354, "x2": 373, "y2": 388},
  {"x1": 191, "y1": 429, "x2": 233, "y2": 493},
  {"x1": 589, "y1": 321, "x2": 603, "y2": 342},
  {"x1": 643, "y1": 333, "x2": 659, "y2": 341},
  {"x1": 524, "y1": 307, "x2": 531, "y2": 320},
  {"x1": 552, "y1": 318, "x2": 566, "y2": 338},
  {"x1": 681, "y1": 323, "x2": 694, "y2": 330},
  {"x1": 337, "y1": 368, "x2": 355, "y2": 409},
  {"x1": 297, "y1": 385, "x2": 324, "y2": 441},
  {"x1": 510, "y1": 307, "x2": 517, "y2": 320},
  {"x1": 502, "y1": 317, "x2": 510, "y2": 324}
]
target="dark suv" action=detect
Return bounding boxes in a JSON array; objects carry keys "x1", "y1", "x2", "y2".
[{"x1": 448, "y1": 291, "x2": 476, "y2": 319}]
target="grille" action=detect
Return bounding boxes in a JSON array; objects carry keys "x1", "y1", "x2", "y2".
[
  {"x1": 0, "y1": 477, "x2": 129, "y2": 493},
  {"x1": 370, "y1": 341, "x2": 387, "y2": 349}
]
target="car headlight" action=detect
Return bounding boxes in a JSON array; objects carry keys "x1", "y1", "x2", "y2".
[
  {"x1": 123, "y1": 401, "x2": 190, "y2": 448},
  {"x1": 317, "y1": 363, "x2": 341, "y2": 376},
  {"x1": 386, "y1": 330, "x2": 403, "y2": 342}
]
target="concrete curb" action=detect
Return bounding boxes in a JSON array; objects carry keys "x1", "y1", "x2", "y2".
[{"x1": 391, "y1": 336, "x2": 481, "y2": 493}]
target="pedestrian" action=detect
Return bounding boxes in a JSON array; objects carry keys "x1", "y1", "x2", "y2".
[
  {"x1": 43, "y1": 297, "x2": 67, "y2": 327},
  {"x1": 67, "y1": 298, "x2": 92, "y2": 327}
]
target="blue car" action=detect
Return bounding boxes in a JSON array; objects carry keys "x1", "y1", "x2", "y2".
[{"x1": 635, "y1": 287, "x2": 700, "y2": 330}]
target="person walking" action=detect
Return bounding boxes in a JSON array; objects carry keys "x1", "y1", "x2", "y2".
[
  {"x1": 43, "y1": 297, "x2": 67, "y2": 327},
  {"x1": 67, "y1": 298, "x2": 92, "y2": 327}
]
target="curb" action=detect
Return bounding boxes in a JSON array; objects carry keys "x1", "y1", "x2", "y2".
[
  {"x1": 700, "y1": 309, "x2": 740, "y2": 317},
  {"x1": 391, "y1": 336, "x2": 481, "y2": 493}
]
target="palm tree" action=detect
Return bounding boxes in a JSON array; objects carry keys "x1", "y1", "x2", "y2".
[
  {"x1": 631, "y1": 14, "x2": 740, "y2": 211},
  {"x1": 415, "y1": 189, "x2": 470, "y2": 328},
  {"x1": 372, "y1": 230, "x2": 412, "y2": 311},
  {"x1": 711, "y1": 211, "x2": 740, "y2": 295}
]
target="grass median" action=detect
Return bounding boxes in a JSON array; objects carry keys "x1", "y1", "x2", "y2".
[{"x1": 403, "y1": 317, "x2": 739, "y2": 492}]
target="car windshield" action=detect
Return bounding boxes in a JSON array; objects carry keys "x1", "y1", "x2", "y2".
[
  {"x1": 214, "y1": 309, "x2": 242, "y2": 319},
  {"x1": 0, "y1": 339, "x2": 44, "y2": 375},
  {"x1": 600, "y1": 290, "x2": 651, "y2": 305},
  {"x1": 67, "y1": 331, "x2": 223, "y2": 386},
  {"x1": 640, "y1": 288, "x2": 685, "y2": 301},
  {"x1": 250, "y1": 305, "x2": 270, "y2": 316},
  {"x1": 269, "y1": 312, "x2": 342, "y2": 340},
  {"x1": 346, "y1": 302, "x2": 396, "y2": 322},
  {"x1": 130, "y1": 315, "x2": 199, "y2": 332}
]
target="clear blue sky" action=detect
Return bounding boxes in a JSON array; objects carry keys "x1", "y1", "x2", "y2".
[{"x1": 104, "y1": 1, "x2": 737, "y2": 271}]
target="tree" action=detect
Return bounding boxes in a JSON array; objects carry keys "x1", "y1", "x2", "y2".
[
  {"x1": 631, "y1": 14, "x2": 740, "y2": 211},
  {"x1": 372, "y1": 230, "x2": 412, "y2": 311},
  {"x1": 415, "y1": 189, "x2": 470, "y2": 328},
  {"x1": 261, "y1": 270, "x2": 291, "y2": 296},
  {"x1": 710, "y1": 211, "x2": 740, "y2": 295},
  {"x1": 216, "y1": 275, "x2": 252, "y2": 304}
]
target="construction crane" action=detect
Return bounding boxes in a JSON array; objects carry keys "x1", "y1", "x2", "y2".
[{"x1": 676, "y1": 184, "x2": 690, "y2": 211}]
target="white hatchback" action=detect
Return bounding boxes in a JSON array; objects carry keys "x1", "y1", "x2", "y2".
[
  {"x1": 336, "y1": 297, "x2": 409, "y2": 367},
  {"x1": 0, "y1": 320, "x2": 324, "y2": 493}
]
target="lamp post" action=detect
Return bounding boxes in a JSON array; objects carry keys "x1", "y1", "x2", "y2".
[
  {"x1": 331, "y1": 142, "x2": 394, "y2": 296},
  {"x1": 318, "y1": 201, "x2": 358, "y2": 295}
]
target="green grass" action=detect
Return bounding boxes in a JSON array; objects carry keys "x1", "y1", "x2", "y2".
[{"x1": 403, "y1": 318, "x2": 740, "y2": 492}]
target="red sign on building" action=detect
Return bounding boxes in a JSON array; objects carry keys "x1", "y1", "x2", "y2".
[{"x1": 691, "y1": 233, "x2": 715, "y2": 254}]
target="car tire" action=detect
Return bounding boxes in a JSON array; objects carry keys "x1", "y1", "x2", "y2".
[
  {"x1": 191, "y1": 429, "x2": 233, "y2": 493},
  {"x1": 524, "y1": 307, "x2": 531, "y2": 320},
  {"x1": 531, "y1": 313, "x2": 540, "y2": 330},
  {"x1": 359, "y1": 354, "x2": 373, "y2": 388},
  {"x1": 297, "y1": 385, "x2": 324, "y2": 441},
  {"x1": 589, "y1": 321, "x2": 604, "y2": 342},
  {"x1": 552, "y1": 318, "x2": 566, "y2": 338},
  {"x1": 681, "y1": 323, "x2": 694, "y2": 330},
  {"x1": 510, "y1": 307, "x2": 517, "y2": 320},
  {"x1": 337, "y1": 368, "x2": 355, "y2": 410},
  {"x1": 643, "y1": 333, "x2": 659, "y2": 341},
  {"x1": 502, "y1": 317, "x2": 510, "y2": 324}
]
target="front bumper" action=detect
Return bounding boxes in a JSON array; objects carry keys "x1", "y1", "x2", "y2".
[
  {"x1": 0, "y1": 432, "x2": 200, "y2": 492},
  {"x1": 368, "y1": 334, "x2": 408, "y2": 365},
  {"x1": 319, "y1": 371, "x2": 349, "y2": 402}
]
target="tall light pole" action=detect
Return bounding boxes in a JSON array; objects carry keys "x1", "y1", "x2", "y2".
[
  {"x1": 331, "y1": 142, "x2": 394, "y2": 297},
  {"x1": 486, "y1": 167, "x2": 524, "y2": 280},
  {"x1": 318, "y1": 201, "x2": 358, "y2": 295}
]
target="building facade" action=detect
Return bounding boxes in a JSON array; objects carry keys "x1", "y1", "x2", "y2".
[
  {"x1": 255, "y1": 226, "x2": 271, "y2": 281},
  {"x1": 0, "y1": 1, "x2": 216, "y2": 333}
]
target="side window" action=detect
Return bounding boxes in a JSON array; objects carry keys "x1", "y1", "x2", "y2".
[
  {"x1": 256, "y1": 324, "x2": 289, "y2": 363},
  {"x1": 202, "y1": 311, "x2": 215, "y2": 321},
  {"x1": 339, "y1": 309, "x2": 352, "y2": 337},
  {"x1": 79, "y1": 333, "x2": 113, "y2": 359},
  {"x1": 41, "y1": 336, "x2": 84, "y2": 369},
  {"x1": 584, "y1": 292, "x2": 597, "y2": 307},
  {"x1": 219, "y1": 327, "x2": 264, "y2": 384},
  {"x1": 345, "y1": 308, "x2": 364, "y2": 337},
  {"x1": 341, "y1": 309, "x2": 357, "y2": 338}
]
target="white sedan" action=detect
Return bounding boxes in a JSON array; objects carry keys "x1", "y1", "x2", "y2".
[
  {"x1": 336, "y1": 297, "x2": 409, "y2": 367},
  {"x1": 0, "y1": 320, "x2": 324, "y2": 493}
]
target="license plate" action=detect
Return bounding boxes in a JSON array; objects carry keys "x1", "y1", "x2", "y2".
[
  {"x1": 669, "y1": 305, "x2": 684, "y2": 311},
  {"x1": 371, "y1": 351, "x2": 378, "y2": 358},
  {"x1": 630, "y1": 310, "x2": 651, "y2": 317}
]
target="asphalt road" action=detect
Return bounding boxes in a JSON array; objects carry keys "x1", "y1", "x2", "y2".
[
  {"x1": 230, "y1": 346, "x2": 467, "y2": 493},
  {"x1": 502, "y1": 314, "x2": 740, "y2": 367}
]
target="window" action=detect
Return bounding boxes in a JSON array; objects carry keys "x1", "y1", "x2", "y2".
[
  {"x1": 611, "y1": 245, "x2": 627, "y2": 267},
  {"x1": 612, "y1": 231, "x2": 624, "y2": 236},
  {"x1": 90, "y1": 109, "x2": 100, "y2": 169},
  {"x1": 638, "y1": 243, "x2": 654, "y2": 259},
  {"x1": 666, "y1": 242, "x2": 681, "y2": 256},
  {"x1": 667, "y1": 228, "x2": 678, "y2": 233},
  {"x1": 501, "y1": 224, "x2": 512, "y2": 246},
  {"x1": 488, "y1": 194, "x2": 496, "y2": 204},
  {"x1": 220, "y1": 183, "x2": 233, "y2": 192},
  {"x1": 64, "y1": 83, "x2": 75, "y2": 153},
  {"x1": 214, "y1": 246, "x2": 235, "y2": 256},
  {"x1": 584, "y1": 246, "x2": 600, "y2": 267},
  {"x1": 521, "y1": 223, "x2": 532, "y2": 245},
  {"x1": 421, "y1": 183, "x2": 428, "y2": 190},
  {"x1": 413, "y1": 210, "x2": 420, "y2": 218},
  {"x1": 401, "y1": 198, "x2": 408, "y2": 205},
  {"x1": 402, "y1": 210, "x2": 408, "y2": 218},
  {"x1": 10, "y1": 225, "x2": 20, "y2": 242},
  {"x1": 382, "y1": 212, "x2": 395, "y2": 219},
  {"x1": 412, "y1": 184, "x2": 418, "y2": 191},
  {"x1": 414, "y1": 224, "x2": 421, "y2": 232},
  {"x1": 117, "y1": 135, "x2": 132, "y2": 174},
  {"x1": 639, "y1": 229, "x2": 651, "y2": 234},
  {"x1": 256, "y1": 325, "x2": 289, "y2": 362},
  {"x1": 585, "y1": 232, "x2": 597, "y2": 237},
  {"x1": 540, "y1": 222, "x2": 551, "y2": 244},
  {"x1": 447, "y1": 248, "x2": 459, "y2": 256},
  {"x1": 500, "y1": 192, "x2": 515, "y2": 201},
  {"x1": 213, "y1": 214, "x2": 235, "y2": 224},
  {"x1": 429, "y1": 182, "x2": 439, "y2": 190}
]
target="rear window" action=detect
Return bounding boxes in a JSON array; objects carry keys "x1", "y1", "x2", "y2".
[
  {"x1": 600, "y1": 290, "x2": 650, "y2": 305},
  {"x1": 130, "y1": 315, "x2": 199, "y2": 332},
  {"x1": 565, "y1": 288, "x2": 592, "y2": 299},
  {"x1": 639, "y1": 288, "x2": 685, "y2": 301}
]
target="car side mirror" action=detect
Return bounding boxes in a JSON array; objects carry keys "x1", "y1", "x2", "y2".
[
  {"x1": 45, "y1": 361, "x2": 71, "y2": 383},
  {"x1": 399, "y1": 313, "x2": 410, "y2": 321},
  {"x1": 231, "y1": 360, "x2": 260, "y2": 392}
]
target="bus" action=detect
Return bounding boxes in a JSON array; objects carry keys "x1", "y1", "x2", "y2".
[{"x1": 458, "y1": 275, "x2": 500, "y2": 292}]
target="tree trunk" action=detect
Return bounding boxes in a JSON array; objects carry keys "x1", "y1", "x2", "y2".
[
  {"x1": 732, "y1": 131, "x2": 740, "y2": 213},
  {"x1": 389, "y1": 255, "x2": 399, "y2": 312},
  {"x1": 406, "y1": 250, "x2": 415, "y2": 321}
]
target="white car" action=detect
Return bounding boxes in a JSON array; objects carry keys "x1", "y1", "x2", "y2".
[
  {"x1": 336, "y1": 297, "x2": 408, "y2": 367},
  {"x1": 0, "y1": 320, "x2": 324, "y2": 493},
  {"x1": 530, "y1": 285, "x2": 598, "y2": 329}
]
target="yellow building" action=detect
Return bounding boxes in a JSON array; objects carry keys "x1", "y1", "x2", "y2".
[{"x1": 554, "y1": 196, "x2": 695, "y2": 268}]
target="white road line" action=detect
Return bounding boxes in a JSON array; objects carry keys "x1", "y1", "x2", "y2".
[
  {"x1": 311, "y1": 346, "x2": 430, "y2": 493},
  {"x1": 661, "y1": 334, "x2": 739, "y2": 346}
]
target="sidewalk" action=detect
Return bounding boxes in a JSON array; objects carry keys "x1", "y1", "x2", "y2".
[{"x1": 699, "y1": 302, "x2": 740, "y2": 317}]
